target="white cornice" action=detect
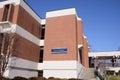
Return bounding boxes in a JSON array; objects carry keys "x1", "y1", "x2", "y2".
[
  {"x1": 46, "y1": 8, "x2": 77, "y2": 18},
  {"x1": 78, "y1": 44, "x2": 83, "y2": 48},
  {"x1": 0, "y1": 0, "x2": 21, "y2": 8},
  {"x1": 77, "y1": 17, "x2": 82, "y2": 21},
  {"x1": 83, "y1": 35, "x2": 87, "y2": 39},
  {"x1": 41, "y1": 19, "x2": 46, "y2": 25}
]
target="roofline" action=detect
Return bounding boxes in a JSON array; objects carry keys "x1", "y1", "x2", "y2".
[
  {"x1": 90, "y1": 50, "x2": 120, "y2": 53},
  {"x1": 24, "y1": 0, "x2": 43, "y2": 19},
  {"x1": 46, "y1": 8, "x2": 77, "y2": 18}
]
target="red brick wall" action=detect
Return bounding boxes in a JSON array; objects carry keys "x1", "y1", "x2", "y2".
[
  {"x1": 82, "y1": 37, "x2": 89, "y2": 67},
  {"x1": 14, "y1": 34, "x2": 40, "y2": 62},
  {"x1": 77, "y1": 19, "x2": 89, "y2": 67},
  {"x1": 0, "y1": 4, "x2": 42, "y2": 39},
  {"x1": 44, "y1": 15, "x2": 78, "y2": 61},
  {"x1": 0, "y1": 7, "x2": 4, "y2": 21},
  {"x1": 77, "y1": 20, "x2": 83, "y2": 44},
  {"x1": 10, "y1": 5, "x2": 19, "y2": 24},
  {"x1": 0, "y1": 4, "x2": 41, "y2": 63},
  {"x1": 16, "y1": 6, "x2": 41, "y2": 39},
  {"x1": 8, "y1": 4, "x2": 15, "y2": 23},
  {"x1": 0, "y1": 4, "x2": 17, "y2": 22}
]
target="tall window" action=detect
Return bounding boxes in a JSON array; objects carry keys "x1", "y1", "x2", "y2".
[
  {"x1": 39, "y1": 46, "x2": 44, "y2": 63},
  {"x1": 41, "y1": 25, "x2": 45, "y2": 39},
  {"x1": 79, "y1": 48, "x2": 83, "y2": 63},
  {"x1": 2, "y1": 4, "x2": 10, "y2": 21}
]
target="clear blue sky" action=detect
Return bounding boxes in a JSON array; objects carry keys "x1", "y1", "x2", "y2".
[
  {"x1": 1, "y1": 0, "x2": 120, "y2": 52},
  {"x1": 25, "y1": 0, "x2": 120, "y2": 52}
]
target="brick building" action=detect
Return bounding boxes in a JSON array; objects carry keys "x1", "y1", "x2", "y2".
[{"x1": 0, "y1": 0, "x2": 89, "y2": 78}]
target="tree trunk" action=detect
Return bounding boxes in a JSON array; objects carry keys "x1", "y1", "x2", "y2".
[{"x1": 0, "y1": 33, "x2": 15, "y2": 77}]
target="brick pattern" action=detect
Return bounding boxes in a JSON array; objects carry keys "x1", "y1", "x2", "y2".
[
  {"x1": 0, "y1": 8, "x2": 4, "y2": 21},
  {"x1": 44, "y1": 15, "x2": 78, "y2": 61},
  {"x1": 14, "y1": 34, "x2": 40, "y2": 62}
]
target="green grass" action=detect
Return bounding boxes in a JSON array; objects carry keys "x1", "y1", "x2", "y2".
[{"x1": 106, "y1": 75, "x2": 120, "y2": 80}]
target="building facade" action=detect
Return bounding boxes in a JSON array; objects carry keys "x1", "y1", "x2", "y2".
[{"x1": 0, "y1": 0, "x2": 89, "y2": 79}]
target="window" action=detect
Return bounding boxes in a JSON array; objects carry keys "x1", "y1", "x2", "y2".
[
  {"x1": 89, "y1": 57, "x2": 94, "y2": 68},
  {"x1": 40, "y1": 25, "x2": 45, "y2": 39},
  {"x1": 79, "y1": 48, "x2": 82, "y2": 63},
  {"x1": 2, "y1": 4, "x2": 10, "y2": 21},
  {"x1": 38, "y1": 70, "x2": 43, "y2": 77},
  {"x1": 39, "y1": 46, "x2": 44, "y2": 63}
]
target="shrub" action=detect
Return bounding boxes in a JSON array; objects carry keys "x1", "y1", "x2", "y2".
[
  {"x1": 28, "y1": 77, "x2": 47, "y2": 80},
  {"x1": 12, "y1": 76, "x2": 28, "y2": 80},
  {"x1": 48, "y1": 77, "x2": 66, "y2": 80},
  {"x1": 68, "y1": 78, "x2": 82, "y2": 80},
  {"x1": 48, "y1": 77, "x2": 54, "y2": 80},
  {"x1": 38, "y1": 77, "x2": 47, "y2": 80},
  {"x1": 106, "y1": 71, "x2": 115, "y2": 75},
  {"x1": 28, "y1": 77, "x2": 38, "y2": 80}
]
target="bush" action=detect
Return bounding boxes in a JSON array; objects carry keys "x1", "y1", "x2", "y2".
[
  {"x1": 0, "y1": 76, "x2": 83, "y2": 80},
  {"x1": 12, "y1": 76, "x2": 28, "y2": 80},
  {"x1": 28, "y1": 77, "x2": 38, "y2": 80},
  {"x1": 68, "y1": 78, "x2": 82, "y2": 80},
  {"x1": 38, "y1": 77, "x2": 47, "y2": 80},
  {"x1": 48, "y1": 77, "x2": 66, "y2": 80},
  {"x1": 28, "y1": 77, "x2": 47, "y2": 80},
  {"x1": 106, "y1": 71, "x2": 115, "y2": 75},
  {"x1": 48, "y1": 77, "x2": 54, "y2": 80}
]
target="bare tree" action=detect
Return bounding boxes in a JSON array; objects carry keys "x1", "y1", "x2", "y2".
[{"x1": 0, "y1": 33, "x2": 16, "y2": 77}]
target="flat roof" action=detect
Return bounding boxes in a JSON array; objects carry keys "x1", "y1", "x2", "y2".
[{"x1": 89, "y1": 51, "x2": 120, "y2": 57}]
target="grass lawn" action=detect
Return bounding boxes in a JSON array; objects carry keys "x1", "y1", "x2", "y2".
[{"x1": 106, "y1": 75, "x2": 120, "y2": 80}]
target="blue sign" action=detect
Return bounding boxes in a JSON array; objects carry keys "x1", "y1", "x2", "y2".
[{"x1": 51, "y1": 48, "x2": 67, "y2": 53}]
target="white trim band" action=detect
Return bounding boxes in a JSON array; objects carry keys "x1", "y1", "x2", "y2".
[
  {"x1": 14, "y1": 24, "x2": 40, "y2": 46},
  {"x1": 40, "y1": 40, "x2": 44, "y2": 46},
  {"x1": 89, "y1": 51, "x2": 120, "y2": 57},
  {"x1": 9, "y1": 57, "x2": 38, "y2": 70},
  {"x1": 0, "y1": 0, "x2": 21, "y2": 8},
  {"x1": 41, "y1": 19, "x2": 46, "y2": 25},
  {"x1": 77, "y1": 17, "x2": 82, "y2": 21},
  {"x1": 46, "y1": 8, "x2": 77, "y2": 18},
  {"x1": 38, "y1": 60, "x2": 77, "y2": 70},
  {"x1": 0, "y1": 22, "x2": 41, "y2": 46}
]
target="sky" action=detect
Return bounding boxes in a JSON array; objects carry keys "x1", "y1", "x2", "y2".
[
  {"x1": 1, "y1": 0, "x2": 120, "y2": 52},
  {"x1": 24, "y1": 0, "x2": 120, "y2": 52}
]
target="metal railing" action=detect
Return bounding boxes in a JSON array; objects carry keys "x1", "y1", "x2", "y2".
[
  {"x1": 95, "y1": 69, "x2": 105, "y2": 80},
  {"x1": 95, "y1": 62, "x2": 120, "y2": 80},
  {"x1": 98, "y1": 62, "x2": 120, "y2": 68}
]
